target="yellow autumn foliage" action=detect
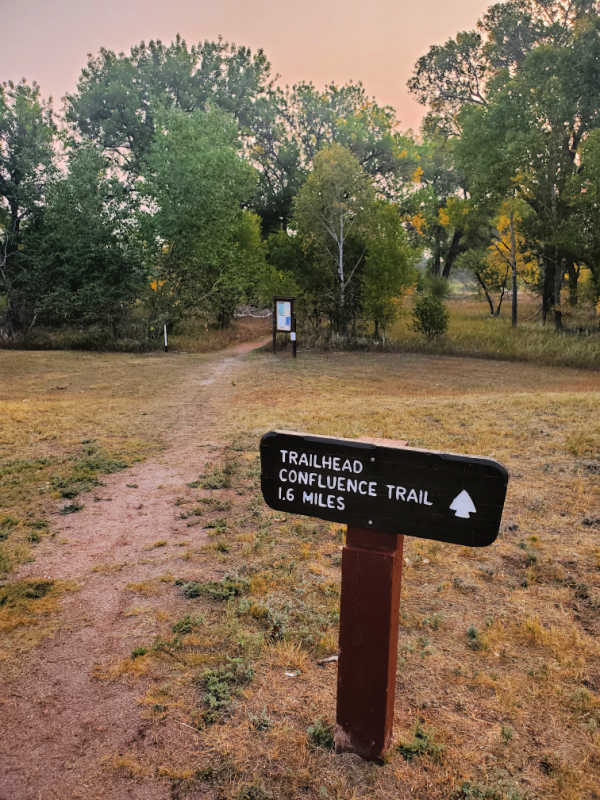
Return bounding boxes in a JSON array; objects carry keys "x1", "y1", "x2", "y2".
[
  {"x1": 411, "y1": 166, "x2": 424, "y2": 184},
  {"x1": 410, "y1": 213, "x2": 426, "y2": 236},
  {"x1": 488, "y1": 210, "x2": 538, "y2": 286}
]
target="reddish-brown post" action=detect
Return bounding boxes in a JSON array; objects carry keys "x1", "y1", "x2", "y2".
[{"x1": 334, "y1": 527, "x2": 404, "y2": 762}]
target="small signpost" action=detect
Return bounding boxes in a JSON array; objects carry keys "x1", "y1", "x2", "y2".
[
  {"x1": 260, "y1": 430, "x2": 508, "y2": 761},
  {"x1": 273, "y1": 297, "x2": 297, "y2": 358}
]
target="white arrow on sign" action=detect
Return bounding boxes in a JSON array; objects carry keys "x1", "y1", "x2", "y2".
[{"x1": 450, "y1": 490, "x2": 477, "y2": 519}]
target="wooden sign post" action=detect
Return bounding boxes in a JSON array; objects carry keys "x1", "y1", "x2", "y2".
[{"x1": 260, "y1": 430, "x2": 509, "y2": 761}]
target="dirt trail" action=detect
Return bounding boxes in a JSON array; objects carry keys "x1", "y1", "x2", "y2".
[{"x1": 0, "y1": 338, "x2": 269, "y2": 800}]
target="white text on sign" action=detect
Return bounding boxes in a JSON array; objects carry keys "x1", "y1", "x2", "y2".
[{"x1": 278, "y1": 449, "x2": 435, "y2": 513}]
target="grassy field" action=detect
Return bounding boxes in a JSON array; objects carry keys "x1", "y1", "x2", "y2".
[
  {"x1": 386, "y1": 296, "x2": 600, "y2": 370},
  {"x1": 1, "y1": 345, "x2": 599, "y2": 799},
  {"x1": 0, "y1": 348, "x2": 225, "y2": 575}
]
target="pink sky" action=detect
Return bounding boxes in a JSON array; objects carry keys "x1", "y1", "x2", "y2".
[{"x1": 1, "y1": 0, "x2": 492, "y2": 130}]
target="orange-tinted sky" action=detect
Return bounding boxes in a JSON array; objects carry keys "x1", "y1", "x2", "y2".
[{"x1": 1, "y1": 0, "x2": 492, "y2": 130}]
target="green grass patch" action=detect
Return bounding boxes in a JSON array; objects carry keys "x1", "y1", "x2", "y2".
[
  {"x1": 180, "y1": 575, "x2": 249, "y2": 601},
  {"x1": 306, "y1": 719, "x2": 335, "y2": 751},
  {"x1": 199, "y1": 657, "x2": 254, "y2": 724},
  {"x1": 0, "y1": 579, "x2": 54, "y2": 606},
  {"x1": 50, "y1": 444, "x2": 128, "y2": 499},
  {"x1": 396, "y1": 723, "x2": 444, "y2": 762}
]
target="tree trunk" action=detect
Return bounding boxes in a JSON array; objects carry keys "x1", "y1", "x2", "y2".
[
  {"x1": 475, "y1": 271, "x2": 495, "y2": 315},
  {"x1": 509, "y1": 210, "x2": 518, "y2": 328},
  {"x1": 442, "y1": 228, "x2": 464, "y2": 279},
  {"x1": 542, "y1": 253, "x2": 553, "y2": 325},
  {"x1": 494, "y1": 266, "x2": 510, "y2": 317},
  {"x1": 337, "y1": 213, "x2": 346, "y2": 334}
]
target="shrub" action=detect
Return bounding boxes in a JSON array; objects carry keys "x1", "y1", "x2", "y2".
[
  {"x1": 307, "y1": 719, "x2": 335, "y2": 751},
  {"x1": 396, "y1": 722, "x2": 444, "y2": 762},
  {"x1": 200, "y1": 658, "x2": 254, "y2": 724},
  {"x1": 413, "y1": 295, "x2": 449, "y2": 339},
  {"x1": 181, "y1": 575, "x2": 249, "y2": 600}
]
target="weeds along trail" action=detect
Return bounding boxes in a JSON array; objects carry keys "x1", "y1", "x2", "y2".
[{"x1": 0, "y1": 343, "x2": 266, "y2": 800}]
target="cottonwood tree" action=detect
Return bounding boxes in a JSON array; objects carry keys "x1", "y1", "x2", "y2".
[
  {"x1": 409, "y1": 0, "x2": 600, "y2": 328},
  {"x1": 0, "y1": 80, "x2": 55, "y2": 335},
  {"x1": 399, "y1": 131, "x2": 470, "y2": 279},
  {"x1": 250, "y1": 81, "x2": 415, "y2": 232},
  {"x1": 139, "y1": 108, "x2": 258, "y2": 326},
  {"x1": 361, "y1": 202, "x2": 417, "y2": 339},
  {"x1": 20, "y1": 144, "x2": 144, "y2": 332},
  {"x1": 292, "y1": 144, "x2": 375, "y2": 333},
  {"x1": 65, "y1": 36, "x2": 272, "y2": 175}
]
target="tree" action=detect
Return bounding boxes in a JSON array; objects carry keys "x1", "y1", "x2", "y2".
[
  {"x1": 408, "y1": 1, "x2": 599, "y2": 132},
  {"x1": 251, "y1": 81, "x2": 414, "y2": 232},
  {"x1": 571, "y1": 129, "x2": 600, "y2": 304},
  {"x1": 65, "y1": 37, "x2": 272, "y2": 175},
  {"x1": 139, "y1": 108, "x2": 257, "y2": 325},
  {"x1": 20, "y1": 144, "x2": 144, "y2": 332},
  {"x1": 362, "y1": 202, "x2": 417, "y2": 339},
  {"x1": 292, "y1": 144, "x2": 375, "y2": 333},
  {"x1": 400, "y1": 132, "x2": 471, "y2": 279},
  {"x1": 409, "y1": 1, "x2": 600, "y2": 328},
  {"x1": 0, "y1": 80, "x2": 55, "y2": 335}
]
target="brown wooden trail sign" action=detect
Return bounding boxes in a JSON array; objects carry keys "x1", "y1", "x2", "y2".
[{"x1": 260, "y1": 430, "x2": 509, "y2": 762}]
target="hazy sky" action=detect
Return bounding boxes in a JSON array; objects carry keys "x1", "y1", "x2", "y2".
[{"x1": 1, "y1": 0, "x2": 492, "y2": 130}]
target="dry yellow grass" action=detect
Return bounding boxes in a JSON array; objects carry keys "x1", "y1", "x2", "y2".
[
  {"x1": 387, "y1": 295, "x2": 600, "y2": 369},
  {"x1": 99, "y1": 348, "x2": 598, "y2": 800},
  {"x1": 1, "y1": 345, "x2": 599, "y2": 799}
]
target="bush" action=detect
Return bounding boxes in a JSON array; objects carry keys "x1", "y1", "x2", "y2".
[
  {"x1": 396, "y1": 722, "x2": 444, "y2": 762},
  {"x1": 307, "y1": 719, "x2": 335, "y2": 750},
  {"x1": 413, "y1": 295, "x2": 449, "y2": 339}
]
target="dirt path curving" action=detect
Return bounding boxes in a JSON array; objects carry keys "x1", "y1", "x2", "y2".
[{"x1": 0, "y1": 338, "x2": 270, "y2": 800}]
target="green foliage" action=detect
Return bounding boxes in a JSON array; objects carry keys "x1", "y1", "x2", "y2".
[
  {"x1": 362, "y1": 202, "x2": 418, "y2": 337},
  {"x1": 452, "y1": 780, "x2": 526, "y2": 800},
  {"x1": 253, "y1": 81, "x2": 409, "y2": 232},
  {"x1": 410, "y1": 1, "x2": 600, "y2": 329},
  {"x1": 200, "y1": 657, "x2": 254, "y2": 724},
  {"x1": 50, "y1": 445, "x2": 128, "y2": 499},
  {"x1": 292, "y1": 144, "x2": 375, "y2": 332},
  {"x1": 131, "y1": 646, "x2": 147, "y2": 659},
  {"x1": 0, "y1": 517, "x2": 18, "y2": 540},
  {"x1": 396, "y1": 722, "x2": 444, "y2": 762},
  {"x1": 201, "y1": 465, "x2": 233, "y2": 489},
  {"x1": 18, "y1": 144, "x2": 144, "y2": 332},
  {"x1": 0, "y1": 579, "x2": 53, "y2": 606},
  {"x1": 501, "y1": 724, "x2": 514, "y2": 743},
  {"x1": 466, "y1": 625, "x2": 485, "y2": 650},
  {"x1": 306, "y1": 719, "x2": 335, "y2": 751},
  {"x1": 0, "y1": 80, "x2": 56, "y2": 334},
  {"x1": 412, "y1": 294, "x2": 449, "y2": 339},
  {"x1": 140, "y1": 108, "x2": 257, "y2": 327},
  {"x1": 181, "y1": 576, "x2": 249, "y2": 601},
  {"x1": 59, "y1": 502, "x2": 84, "y2": 515},
  {"x1": 417, "y1": 273, "x2": 449, "y2": 299},
  {"x1": 66, "y1": 37, "x2": 272, "y2": 166},
  {"x1": 171, "y1": 615, "x2": 204, "y2": 635},
  {"x1": 235, "y1": 784, "x2": 273, "y2": 800},
  {"x1": 248, "y1": 709, "x2": 272, "y2": 731}
]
